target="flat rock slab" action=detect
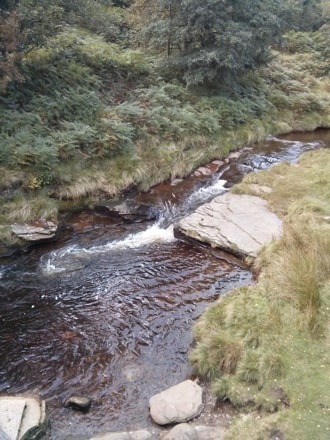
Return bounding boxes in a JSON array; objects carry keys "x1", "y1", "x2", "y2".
[
  {"x1": 0, "y1": 396, "x2": 47, "y2": 440},
  {"x1": 149, "y1": 380, "x2": 203, "y2": 425},
  {"x1": 11, "y1": 221, "x2": 58, "y2": 242},
  {"x1": 0, "y1": 399, "x2": 26, "y2": 440},
  {"x1": 90, "y1": 430, "x2": 158, "y2": 440},
  {"x1": 176, "y1": 193, "x2": 282, "y2": 258},
  {"x1": 161, "y1": 423, "x2": 226, "y2": 440}
]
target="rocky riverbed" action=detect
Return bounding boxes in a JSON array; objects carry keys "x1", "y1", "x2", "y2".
[{"x1": 0, "y1": 130, "x2": 329, "y2": 439}]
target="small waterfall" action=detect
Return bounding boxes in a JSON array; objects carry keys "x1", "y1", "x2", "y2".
[
  {"x1": 40, "y1": 221, "x2": 175, "y2": 275},
  {"x1": 39, "y1": 177, "x2": 228, "y2": 275},
  {"x1": 184, "y1": 179, "x2": 227, "y2": 207}
]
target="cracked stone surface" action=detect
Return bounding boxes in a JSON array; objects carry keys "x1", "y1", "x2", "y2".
[
  {"x1": 177, "y1": 193, "x2": 282, "y2": 258},
  {"x1": 149, "y1": 380, "x2": 203, "y2": 425}
]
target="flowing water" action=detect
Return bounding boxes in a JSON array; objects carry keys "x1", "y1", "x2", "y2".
[{"x1": 0, "y1": 130, "x2": 329, "y2": 439}]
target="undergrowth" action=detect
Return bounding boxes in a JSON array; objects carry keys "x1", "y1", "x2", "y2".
[
  {"x1": 190, "y1": 149, "x2": 330, "y2": 439},
  {"x1": 0, "y1": 28, "x2": 329, "y2": 247}
]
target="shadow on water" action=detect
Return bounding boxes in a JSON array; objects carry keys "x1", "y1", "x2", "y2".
[{"x1": 0, "y1": 129, "x2": 329, "y2": 438}]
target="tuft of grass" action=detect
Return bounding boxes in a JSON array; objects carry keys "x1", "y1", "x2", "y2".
[
  {"x1": 0, "y1": 225, "x2": 21, "y2": 246},
  {"x1": 0, "y1": 168, "x2": 24, "y2": 190},
  {"x1": 3, "y1": 193, "x2": 58, "y2": 223},
  {"x1": 190, "y1": 149, "x2": 330, "y2": 439}
]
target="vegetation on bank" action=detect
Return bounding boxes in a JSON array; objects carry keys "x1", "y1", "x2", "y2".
[
  {"x1": 0, "y1": 0, "x2": 329, "y2": 247},
  {"x1": 190, "y1": 148, "x2": 330, "y2": 439}
]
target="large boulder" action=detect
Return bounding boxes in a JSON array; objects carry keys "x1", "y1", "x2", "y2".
[
  {"x1": 0, "y1": 395, "x2": 48, "y2": 440},
  {"x1": 11, "y1": 221, "x2": 58, "y2": 242},
  {"x1": 149, "y1": 380, "x2": 203, "y2": 426},
  {"x1": 175, "y1": 193, "x2": 282, "y2": 258}
]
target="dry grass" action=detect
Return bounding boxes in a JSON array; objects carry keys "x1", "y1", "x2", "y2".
[
  {"x1": 190, "y1": 149, "x2": 330, "y2": 439},
  {"x1": 0, "y1": 167, "x2": 24, "y2": 190},
  {"x1": 4, "y1": 193, "x2": 58, "y2": 223}
]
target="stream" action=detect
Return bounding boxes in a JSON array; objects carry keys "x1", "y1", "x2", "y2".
[{"x1": 0, "y1": 130, "x2": 329, "y2": 439}]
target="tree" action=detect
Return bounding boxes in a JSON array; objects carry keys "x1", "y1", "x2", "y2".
[
  {"x1": 131, "y1": 0, "x2": 292, "y2": 86},
  {"x1": 0, "y1": 0, "x2": 64, "y2": 92},
  {"x1": 18, "y1": 0, "x2": 64, "y2": 52},
  {"x1": 0, "y1": 9, "x2": 24, "y2": 92}
]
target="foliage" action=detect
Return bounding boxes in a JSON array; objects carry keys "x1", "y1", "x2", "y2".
[
  {"x1": 0, "y1": 9, "x2": 24, "y2": 92},
  {"x1": 18, "y1": 0, "x2": 64, "y2": 52},
  {"x1": 130, "y1": 0, "x2": 292, "y2": 86},
  {"x1": 63, "y1": 0, "x2": 128, "y2": 43}
]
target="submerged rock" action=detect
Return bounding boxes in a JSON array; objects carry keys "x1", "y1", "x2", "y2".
[
  {"x1": 162, "y1": 423, "x2": 225, "y2": 440},
  {"x1": 64, "y1": 396, "x2": 92, "y2": 411},
  {"x1": 11, "y1": 221, "x2": 58, "y2": 242},
  {"x1": 95, "y1": 200, "x2": 159, "y2": 223},
  {"x1": 176, "y1": 193, "x2": 282, "y2": 258},
  {"x1": 0, "y1": 395, "x2": 48, "y2": 440},
  {"x1": 90, "y1": 430, "x2": 158, "y2": 440},
  {"x1": 149, "y1": 380, "x2": 203, "y2": 425}
]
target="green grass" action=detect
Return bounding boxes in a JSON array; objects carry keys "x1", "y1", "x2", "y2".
[{"x1": 190, "y1": 149, "x2": 330, "y2": 439}]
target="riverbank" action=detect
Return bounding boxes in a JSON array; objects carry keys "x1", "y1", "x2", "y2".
[
  {"x1": 190, "y1": 147, "x2": 330, "y2": 439},
  {"x1": 1, "y1": 29, "x2": 329, "y2": 251}
]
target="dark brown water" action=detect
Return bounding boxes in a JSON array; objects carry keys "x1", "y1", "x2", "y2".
[{"x1": 0, "y1": 130, "x2": 329, "y2": 439}]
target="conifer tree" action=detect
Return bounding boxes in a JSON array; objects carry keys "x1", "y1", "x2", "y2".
[
  {"x1": 0, "y1": 7, "x2": 23, "y2": 92},
  {"x1": 131, "y1": 0, "x2": 291, "y2": 86}
]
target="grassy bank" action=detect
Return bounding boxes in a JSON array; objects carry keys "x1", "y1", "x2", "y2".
[
  {"x1": 0, "y1": 25, "x2": 330, "y2": 247},
  {"x1": 190, "y1": 148, "x2": 330, "y2": 439}
]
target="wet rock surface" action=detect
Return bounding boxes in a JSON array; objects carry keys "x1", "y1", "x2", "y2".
[
  {"x1": 64, "y1": 396, "x2": 92, "y2": 411},
  {"x1": 94, "y1": 200, "x2": 159, "y2": 223},
  {"x1": 176, "y1": 193, "x2": 282, "y2": 258},
  {"x1": 11, "y1": 221, "x2": 58, "y2": 242},
  {"x1": 149, "y1": 380, "x2": 203, "y2": 425},
  {"x1": 161, "y1": 423, "x2": 225, "y2": 440},
  {"x1": 90, "y1": 429, "x2": 159, "y2": 440}
]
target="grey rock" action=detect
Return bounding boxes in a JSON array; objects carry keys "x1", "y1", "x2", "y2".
[
  {"x1": 228, "y1": 152, "x2": 241, "y2": 160},
  {"x1": 11, "y1": 221, "x2": 58, "y2": 242},
  {"x1": 0, "y1": 427, "x2": 11, "y2": 440},
  {"x1": 211, "y1": 160, "x2": 224, "y2": 166},
  {"x1": 162, "y1": 424, "x2": 225, "y2": 440},
  {"x1": 149, "y1": 380, "x2": 203, "y2": 426},
  {"x1": 90, "y1": 430, "x2": 158, "y2": 440},
  {"x1": 0, "y1": 399, "x2": 25, "y2": 440},
  {"x1": 64, "y1": 396, "x2": 92, "y2": 411},
  {"x1": 122, "y1": 364, "x2": 144, "y2": 382},
  {"x1": 95, "y1": 200, "x2": 158, "y2": 223},
  {"x1": 195, "y1": 167, "x2": 212, "y2": 176},
  {"x1": 176, "y1": 193, "x2": 282, "y2": 258},
  {"x1": 170, "y1": 179, "x2": 183, "y2": 186},
  {"x1": 0, "y1": 395, "x2": 47, "y2": 440}
]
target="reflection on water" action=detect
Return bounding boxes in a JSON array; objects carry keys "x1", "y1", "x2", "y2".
[{"x1": 0, "y1": 130, "x2": 329, "y2": 438}]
